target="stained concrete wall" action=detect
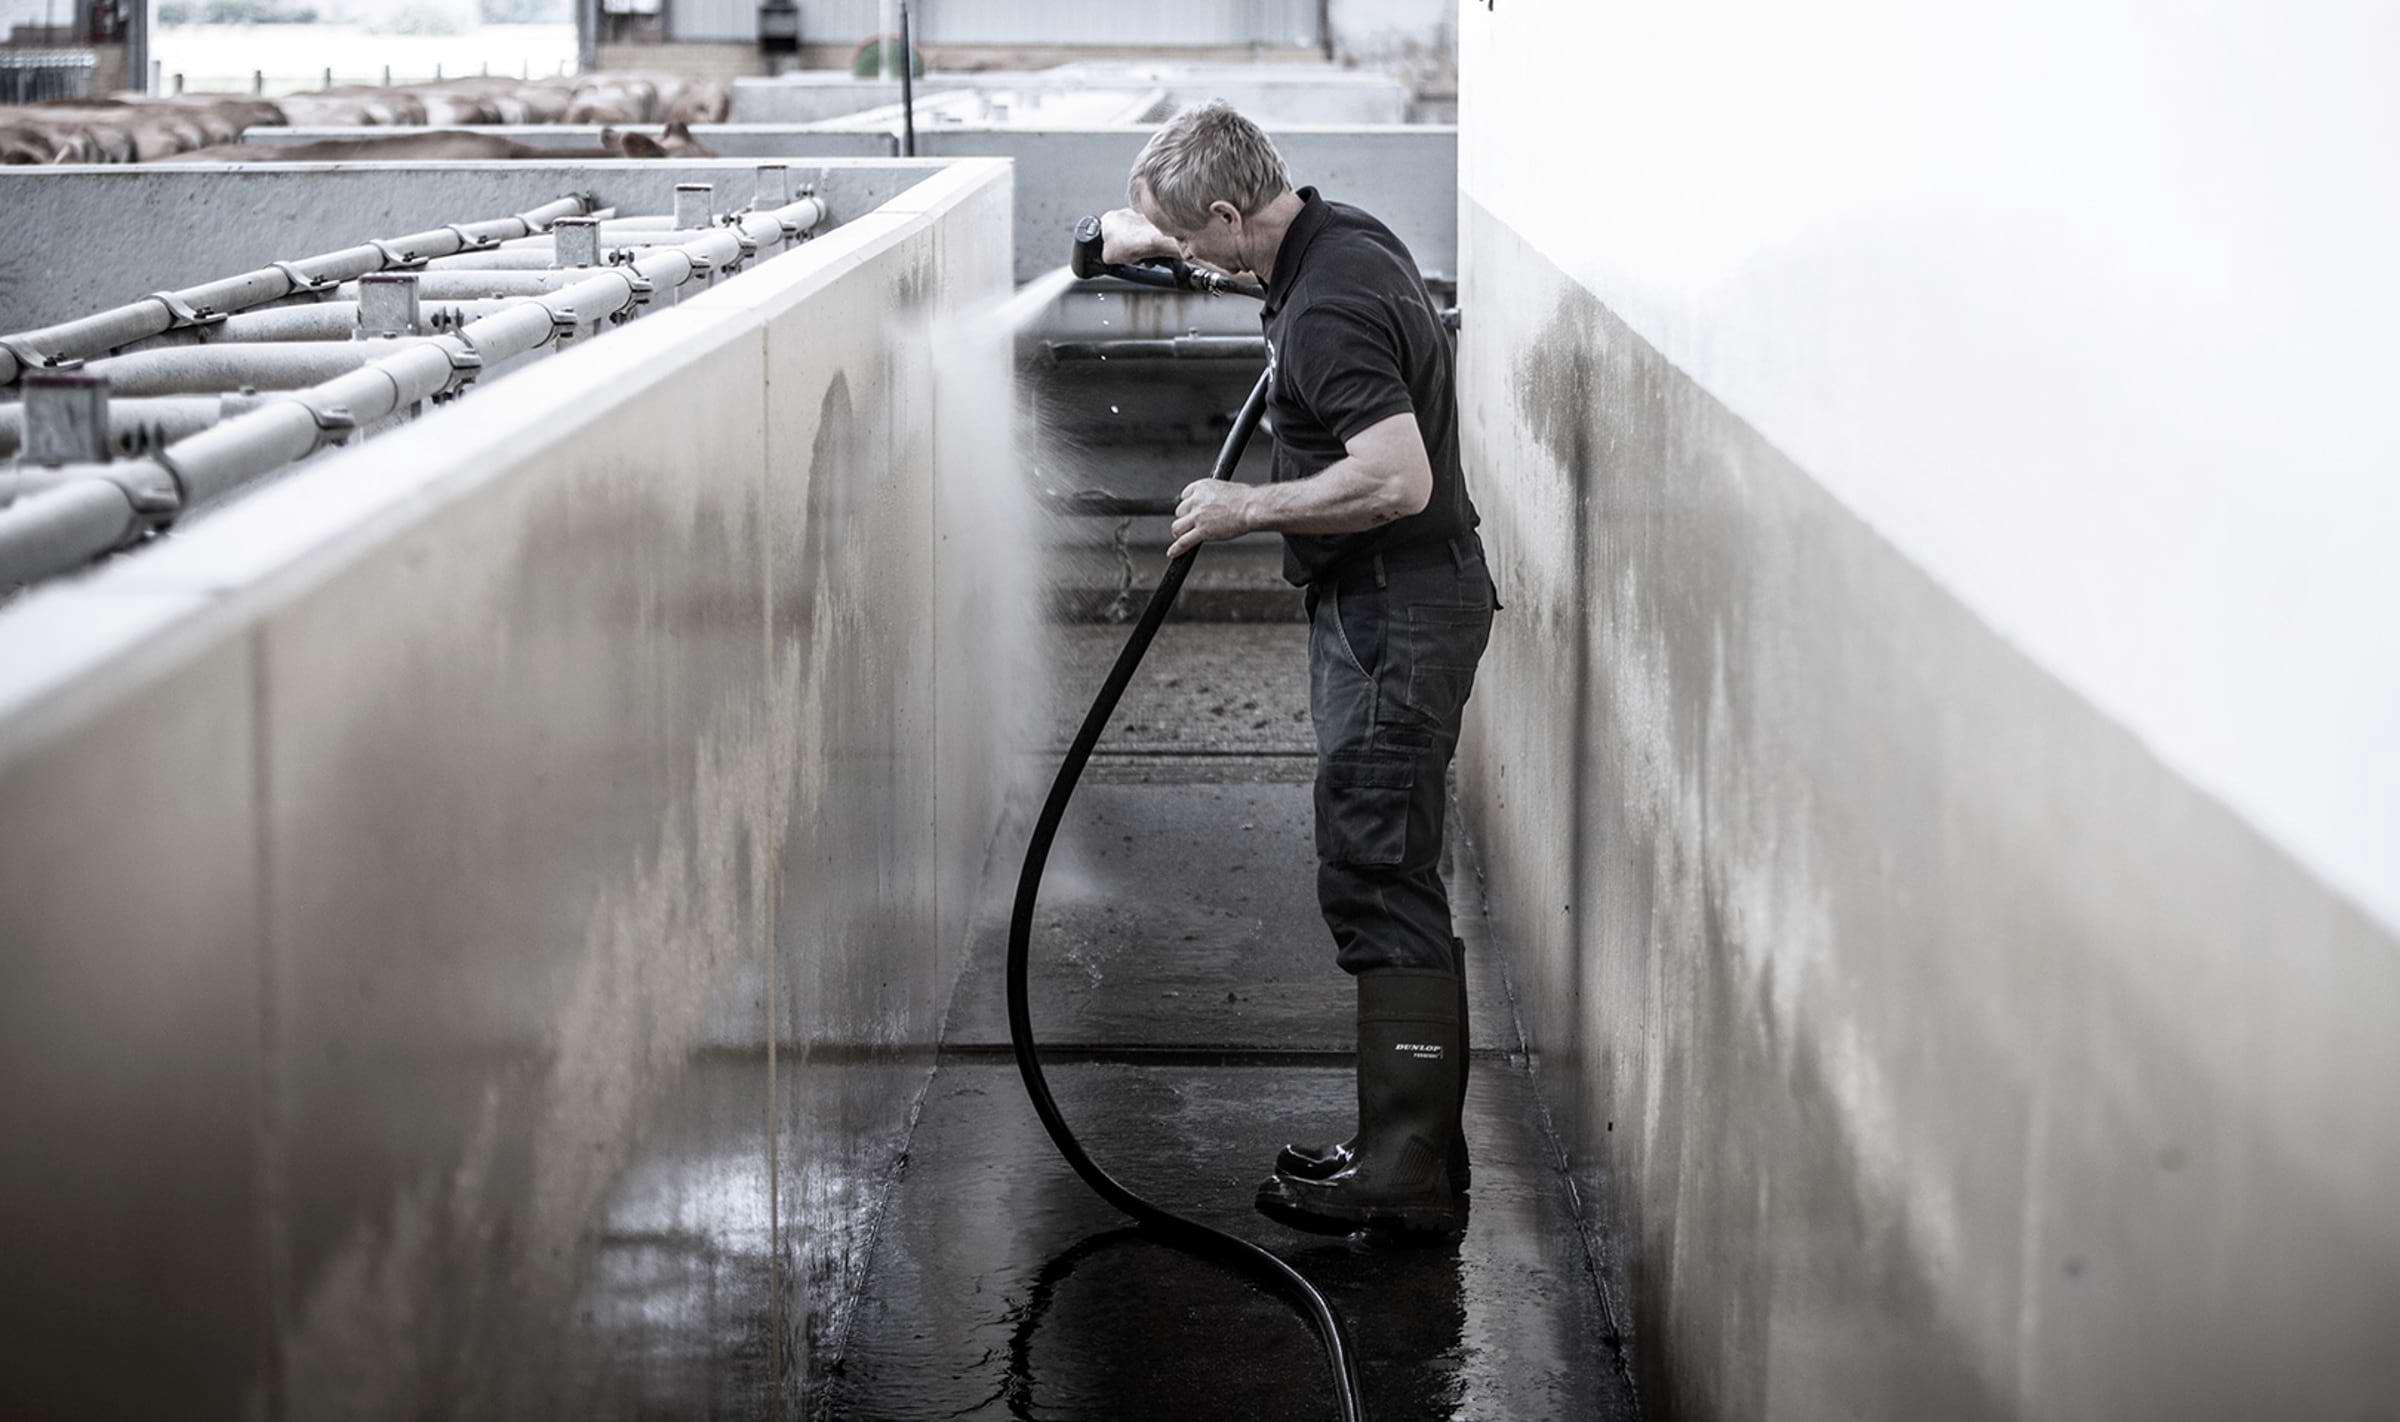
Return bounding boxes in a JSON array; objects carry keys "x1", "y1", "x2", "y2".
[
  {"x1": 0, "y1": 157, "x2": 955, "y2": 331},
  {"x1": 1454, "y1": 4, "x2": 2400, "y2": 1419},
  {"x1": 0, "y1": 157, "x2": 1023, "y2": 1417}
]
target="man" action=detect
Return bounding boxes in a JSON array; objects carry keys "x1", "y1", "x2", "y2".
[{"x1": 1100, "y1": 102, "x2": 1497, "y2": 1236}]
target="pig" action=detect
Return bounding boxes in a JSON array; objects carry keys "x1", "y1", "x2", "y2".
[{"x1": 159, "y1": 123, "x2": 715, "y2": 163}]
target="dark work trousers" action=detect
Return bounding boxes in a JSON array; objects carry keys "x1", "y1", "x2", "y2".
[{"x1": 1306, "y1": 531, "x2": 1498, "y2": 976}]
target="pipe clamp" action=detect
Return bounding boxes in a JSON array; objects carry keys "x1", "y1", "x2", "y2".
[
  {"x1": 369, "y1": 239, "x2": 430, "y2": 272},
  {"x1": 609, "y1": 274, "x2": 654, "y2": 325},
  {"x1": 0, "y1": 334, "x2": 80, "y2": 373},
  {"x1": 267, "y1": 260, "x2": 341, "y2": 298},
  {"x1": 431, "y1": 340, "x2": 485, "y2": 403},
  {"x1": 148, "y1": 290, "x2": 228, "y2": 332},
  {"x1": 102, "y1": 459, "x2": 184, "y2": 518},
  {"x1": 439, "y1": 223, "x2": 501, "y2": 254}
]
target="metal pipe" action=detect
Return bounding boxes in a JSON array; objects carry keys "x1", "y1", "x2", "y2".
[
  {"x1": 0, "y1": 480, "x2": 144, "y2": 587},
  {"x1": 112, "y1": 306, "x2": 372, "y2": 351},
  {"x1": 338, "y1": 272, "x2": 587, "y2": 300},
  {"x1": 422, "y1": 251, "x2": 584, "y2": 272},
  {"x1": 74, "y1": 341, "x2": 443, "y2": 398},
  {"x1": 6, "y1": 194, "x2": 831, "y2": 585},
  {"x1": 0, "y1": 194, "x2": 594, "y2": 388},
  {"x1": 109, "y1": 303, "x2": 531, "y2": 352},
  {"x1": 496, "y1": 218, "x2": 693, "y2": 250},
  {"x1": 0, "y1": 397, "x2": 223, "y2": 459},
  {"x1": 899, "y1": 0, "x2": 917, "y2": 158},
  {"x1": 425, "y1": 234, "x2": 730, "y2": 272},
  {"x1": 590, "y1": 228, "x2": 723, "y2": 249},
  {"x1": 159, "y1": 348, "x2": 457, "y2": 506},
  {"x1": 1042, "y1": 336, "x2": 1269, "y2": 362}
]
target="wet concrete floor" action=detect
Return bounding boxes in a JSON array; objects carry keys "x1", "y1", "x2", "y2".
[{"x1": 820, "y1": 619, "x2": 1639, "y2": 1420}]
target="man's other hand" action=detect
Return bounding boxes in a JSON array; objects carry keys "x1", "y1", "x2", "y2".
[
  {"x1": 1101, "y1": 207, "x2": 1180, "y2": 265},
  {"x1": 1168, "y1": 479, "x2": 1254, "y2": 560}
]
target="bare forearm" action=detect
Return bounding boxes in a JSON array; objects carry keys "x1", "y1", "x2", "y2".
[
  {"x1": 1241, "y1": 456, "x2": 1419, "y2": 537},
  {"x1": 1171, "y1": 413, "x2": 1434, "y2": 560}
]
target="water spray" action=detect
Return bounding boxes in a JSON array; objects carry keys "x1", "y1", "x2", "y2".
[{"x1": 1004, "y1": 225, "x2": 1369, "y2": 1420}]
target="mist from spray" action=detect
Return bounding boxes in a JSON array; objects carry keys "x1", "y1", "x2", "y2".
[{"x1": 926, "y1": 265, "x2": 1083, "y2": 855}]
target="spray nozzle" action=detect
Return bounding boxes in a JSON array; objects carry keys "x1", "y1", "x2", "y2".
[
  {"x1": 1071, "y1": 214, "x2": 1105, "y2": 280},
  {"x1": 1067, "y1": 214, "x2": 1262, "y2": 300}
]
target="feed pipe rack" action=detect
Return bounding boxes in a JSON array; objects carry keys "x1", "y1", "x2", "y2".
[
  {"x1": 0, "y1": 194, "x2": 595, "y2": 390},
  {"x1": 0, "y1": 190, "x2": 828, "y2": 589},
  {"x1": 105, "y1": 301, "x2": 559, "y2": 354},
  {"x1": 0, "y1": 395, "x2": 226, "y2": 460}
]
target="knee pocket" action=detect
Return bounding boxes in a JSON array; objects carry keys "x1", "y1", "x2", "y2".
[{"x1": 1315, "y1": 751, "x2": 1414, "y2": 867}]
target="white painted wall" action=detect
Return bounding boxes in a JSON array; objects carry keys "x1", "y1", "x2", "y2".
[{"x1": 1459, "y1": 1, "x2": 2400, "y2": 933}]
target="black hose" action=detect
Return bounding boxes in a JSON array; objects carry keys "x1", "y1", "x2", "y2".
[{"x1": 1005, "y1": 367, "x2": 1370, "y2": 1422}]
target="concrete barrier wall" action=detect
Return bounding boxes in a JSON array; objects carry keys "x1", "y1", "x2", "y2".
[
  {"x1": 0, "y1": 158, "x2": 958, "y2": 330},
  {"x1": 1454, "y1": 6, "x2": 2400, "y2": 1420},
  {"x1": 233, "y1": 123, "x2": 897, "y2": 157},
  {"x1": 730, "y1": 67, "x2": 1410, "y2": 125},
  {"x1": 0, "y1": 157, "x2": 1021, "y2": 1417},
  {"x1": 909, "y1": 125, "x2": 1455, "y2": 285},
  {"x1": 192, "y1": 125, "x2": 1460, "y2": 291}
]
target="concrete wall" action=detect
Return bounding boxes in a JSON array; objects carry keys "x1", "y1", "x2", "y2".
[
  {"x1": 230, "y1": 122, "x2": 897, "y2": 156},
  {"x1": 713, "y1": 0, "x2": 1321, "y2": 47},
  {"x1": 909, "y1": 124, "x2": 1454, "y2": 285},
  {"x1": 1455, "y1": 4, "x2": 2400, "y2": 1420},
  {"x1": 731, "y1": 65, "x2": 1409, "y2": 125},
  {"x1": 0, "y1": 157, "x2": 1024, "y2": 1417},
  {"x1": 1325, "y1": 0, "x2": 1452, "y2": 116},
  {"x1": 192, "y1": 124, "x2": 1457, "y2": 291},
  {"x1": 0, "y1": 156, "x2": 957, "y2": 331}
]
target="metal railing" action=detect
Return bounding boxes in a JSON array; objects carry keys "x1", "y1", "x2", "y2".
[{"x1": 0, "y1": 167, "x2": 826, "y2": 589}]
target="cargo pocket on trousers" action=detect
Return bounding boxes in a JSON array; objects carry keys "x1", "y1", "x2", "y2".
[
  {"x1": 1314, "y1": 751, "x2": 1414, "y2": 867},
  {"x1": 1392, "y1": 604, "x2": 1494, "y2": 730}
]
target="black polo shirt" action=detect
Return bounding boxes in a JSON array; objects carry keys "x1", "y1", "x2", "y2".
[{"x1": 1259, "y1": 186, "x2": 1474, "y2": 587}]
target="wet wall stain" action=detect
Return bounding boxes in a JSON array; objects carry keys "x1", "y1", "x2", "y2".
[
  {"x1": 213, "y1": 246, "x2": 995, "y2": 1417},
  {"x1": 1455, "y1": 196, "x2": 2400, "y2": 1420}
]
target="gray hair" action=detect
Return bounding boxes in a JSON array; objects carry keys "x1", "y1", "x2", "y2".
[{"x1": 1127, "y1": 100, "x2": 1292, "y2": 230}]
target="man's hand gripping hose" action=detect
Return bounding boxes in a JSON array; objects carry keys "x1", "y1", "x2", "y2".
[{"x1": 1070, "y1": 213, "x2": 1267, "y2": 299}]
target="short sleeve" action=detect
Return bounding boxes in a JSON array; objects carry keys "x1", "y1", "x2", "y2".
[{"x1": 1284, "y1": 300, "x2": 1415, "y2": 444}]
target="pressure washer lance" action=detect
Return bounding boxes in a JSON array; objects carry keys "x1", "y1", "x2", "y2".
[
  {"x1": 1006, "y1": 222, "x2": 1367, "y2": 1422},
  {"x1": 1068, "y1": 213, "x2": 1268, "y2": 299}
]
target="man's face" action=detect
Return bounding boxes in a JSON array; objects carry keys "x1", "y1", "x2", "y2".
[{"x1": 1134, "y1": 184, "x2": 1251, "y2": 276}]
